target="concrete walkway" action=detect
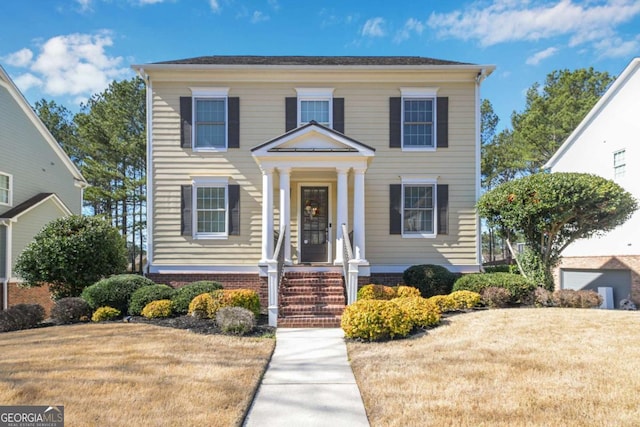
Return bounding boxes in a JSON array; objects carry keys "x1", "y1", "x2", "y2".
[{"x1": 243, "y1": 328, "x2": 370, "y2": 427}]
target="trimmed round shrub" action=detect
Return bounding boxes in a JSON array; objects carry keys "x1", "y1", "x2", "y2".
[
  {"x1": 216, "y1": 306, "x2": 256, "y2": 335},
  {"x1": 141, "y1": 300, "x2": 173, "y2": 318},
  {"x1": 453, "y1": 273, "x2": 536, "y2": 303},
  {"x1": 0, "y1": 304, "x2": 45, "y2": 332},
  {"x1": 129, "y1": 284, "x2": 175, "y2": 315},
  {"x1": 341, "y1": 299, "x2": 412, "y2": 341},
  {"x1": 91, "y1": 306, "x2": 121, "y2": 322},
  {"x1": 553, "y1": 289, "x2": 602, "y2": 308},
  {"x1": 448, "y1": 290, "x2": 482, "y2": 310},
  {"x1": 171, "y1": 281, "x2": 223, "y2": 315},
  {"x1": 51, "y1": 297, "x2": 92, "y2": 325},
  {"x1": 81, "y1": 274, "x2": 155, "y2": 313},
  {"x1": 402, "y1": 264, "x2": 457, "y2": 297},
  {"x1": 393, "y1": 285, "x2": 422, "y2": 298},
  {"x1": 221, "y1": 289, "x2": 261, "y2": 317},
  {"x1": 357, "y1": 284, "x2": 396, "y2": 300},
  {"x1": 481, "y1": 287, "x2": 511, "y2": 308},
  {"x1": 392, "y1": 297, "x2": 441, "y2": 328},
  {"x1": 427, "y1": 295, "x2": 455, "y2": 313},
  {"x1": 188, "y1": 292, "x2": 223, "y2": 319}
]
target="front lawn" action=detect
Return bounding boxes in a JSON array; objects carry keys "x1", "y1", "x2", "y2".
[
  {"x1": 0, "y1": 323, "x2": 274, "y2": 426},
  {"x1": 347, "y1": 308, "x2": 640, "y2": 426}
]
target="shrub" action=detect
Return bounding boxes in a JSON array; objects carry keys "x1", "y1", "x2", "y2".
[
  {"x1": 171, "y1": 281, "x2": 223, "y2": 315},
  {"x1": 553, "y1": 289, "x2": 602, "y2": 308},
  {"x1": 0, "y1": 304, "x2": 45, "y2": 332},
  {"x1": 141, "y1": 300, "x2": 173, "y2": 318},
  {"x1": 341, "y1": 299, "x2": 412, "y2": 342},
  {"x1": 448, "y1": 290, "x2": 482, "y2": 310},
  {"x1": 91, "y1": 306, "x2": 121, "y2": 322},
  {"x1": 483, "y1": 265, "x2": 512, "y2": 273},
  {"x1": 393, "y1": 285, "x2": 422, "y2": 298},
  {"x1": 427, "y1": 295, "x2": 455, "y2": 313},
  {"x1": 481, "y1": 287, "x2": 511, "y2": 308},
  {"x1": 129, "y1": 284, "x2": 175, "y2": 315},
  {"x1": 50, "y1": 297, "x2": 92, "y2": 325},
  {"x1": 81, "y1": 274, "x2": 155, "y2": 313},
  {"x1": 216, "y1": 306, "x2": 256, "y2": 335},
  {"x1": 453, "y1": 273, "x2": 536, "y2": 303},
  {"x1": 576, "y1": 290, "x2": 603, "y2": 308},
  {"x1": 188, "y1": 291, "x2": 223, "y2": 319},
  {"x1": 402, "y1": 264, "x2": 457, "y2": 297},
  {"x1": 221, "y1": 289, "x2": 261, "y2": 317},
  {"x1": 357, "y1": 284, "x2": 396, "y2": 300},
  {"x1": 532, "y1": 287, "x2": 554, "y2": 307},
  {"x1": 392, "y1": 297, "x2": 441, "y2": 328}
]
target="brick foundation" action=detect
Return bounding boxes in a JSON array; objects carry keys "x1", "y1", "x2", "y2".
[
  {"x1": 553, "y1": 255, "x2": 640, "y2": 304},
  {"x1": 2, "y1": 282, "x2": 55, "y2": 316}
]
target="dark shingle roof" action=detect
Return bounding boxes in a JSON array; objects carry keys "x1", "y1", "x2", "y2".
[
  {"x1": 154, "y1": 55, "x2": 472, "y2": 66},
  {"x1": 0, "y1": 193, "x2": 55, "y2": 219}
]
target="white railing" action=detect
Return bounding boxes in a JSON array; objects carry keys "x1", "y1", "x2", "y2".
[
  {"x1": 267, "y1": 226, "x2": 286, "y2": 327},
  {"x1": 341, "y1": 223, "x2": 359, "y2": 305}
]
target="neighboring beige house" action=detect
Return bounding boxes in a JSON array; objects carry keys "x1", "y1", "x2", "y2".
[
  {"x1": 133, "y1": 56, "x2": 494, "y2": 326},
  {"x1": 545, "y1": 57, "x2": 640, "y2": 308},
  {"x1": 0, "y1": 65, "x2": 87, "y2": 312}
]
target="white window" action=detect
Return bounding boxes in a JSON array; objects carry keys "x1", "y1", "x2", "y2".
[
  {"x1": 402, "y1": 179, "x2": 437, "y2": 237},
  {"x1": 0, "y1": 172, "x2": 11, "y2": 206},
  {"x1": 296, "y1": 88, "x2": 333, "y2": 127},
  {"x1": 401, "y1": 87, "x2": 438, "y2": 150},
  {"x1": 614, "y1": 149, "x2": 626, "y2": 179},
  {"x1": 190, "y1": 88, "x2": 229, "y2": 151},
  {"x1": 193, "y1": 178, "x2": 228, "y2": 239}
]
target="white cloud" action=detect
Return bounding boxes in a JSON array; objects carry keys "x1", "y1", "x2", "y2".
[
  {"x1": 209, "y1": 0, "x2": 220, "y2": 13},
  {"x1": 594, "y1": 35, "x2": 640, "y2": 59},
  {"x1": 75, "y1": 0, "x2": 92, "y2": 12},
  {"x1": 13, "y1": 73, "x2": 43, "y2": 92},
  {"x1": 361, "y1": 17, "x2": 386, "y2": 38},
  {"x1": 427, "y1": 0, "x2": 640, "y2": 55},
  {"x1": 251, "y1": 10, "x2": 269, "y2": 23},
  {"x1": 395, "y1": 18, "x2": 425, "y2": 43},
  {"x1": 3, "y1": 48, "x2": 34, "y2": 67},
  {"x1": 526, "y1": 47, "x2": 559, "y2": 65},
  {"x1": 268, "y1": 0, "x2": 280, "y2": 11}
]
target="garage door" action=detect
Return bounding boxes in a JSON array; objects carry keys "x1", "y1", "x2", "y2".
[{"x1": 561, "y1": 269, "x2": 631, "y2": 308}]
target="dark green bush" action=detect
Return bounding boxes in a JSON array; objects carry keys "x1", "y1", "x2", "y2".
[
  {"x1": 483, "y1": 265, "x2": 514, "y2": 274},
  {"x1": 216, "y1": 306, "x2": 256, "y2": 335},
  {"x1": 129, "y1": 284, "x2": 175, "y2": 315},
  {"x1": 50, "y1": 297, "x2": 92, "y2": 325},
  {"x1": 0, "y1": 304, "x2": 45, "y2": 332},
  {"x1": 81, "y1": 274, "x2": 154, "y2": 313},
  {"x1": 453, "y1": 272, "x2": 536, "y2": 303},
  {"x1": 402, "y1": 264, "x2": 458, "y2": 297},
  {"x1": 171, "y1": 281, "x2": 223, "y2": 314}
]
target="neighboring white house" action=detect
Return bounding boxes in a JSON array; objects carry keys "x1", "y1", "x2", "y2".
[{"x1": 545, "y1": 57, "x2": 640, "y2": 308}]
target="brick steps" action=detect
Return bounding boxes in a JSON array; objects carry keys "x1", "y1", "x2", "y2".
[{"x1": 279, "y1": 272, "x2": 346, "y2": 328}]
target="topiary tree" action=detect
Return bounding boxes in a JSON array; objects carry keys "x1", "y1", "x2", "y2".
[
  {"x1": 14, "y1": 215, "x2": 127, "y2": 299},
  {"x1": 477, "y1": 172, "x2": 637, "y2": 289}
]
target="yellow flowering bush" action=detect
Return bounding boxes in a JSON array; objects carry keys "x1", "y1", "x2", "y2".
[
  {"x1": 448, "y1": 290, "x2": 482, "y2": 310},
  {"x1": 393, "y1": 285, "x2": 421, "y2": 298},
  {"x1": 427, "y1": 295, "x2": 455, "y2": 312},
  {"x1": 341, "y1": 299, "x2": 412, "y2": 341},
  {"x1": 221, "y1": 289, "x2": 261, "y2": 317},
  {"x1": 188, "y1": 291, "x2": 223, "y2": 319},
  {"x1": 141, "y1": 299, "x2": 173, "y2": 318},
  {"x1": 392, "y1": 297, "x2": 441, "y2": 328},
  {"x1": 357, "y1": 284, "x2": 397, "y2": 300},
  {"x1": 91, "y1": 306, "x2": 121, "y2": 322}
]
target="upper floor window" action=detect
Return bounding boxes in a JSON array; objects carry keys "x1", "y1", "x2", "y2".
[
  {"x1": 296, "y1": 88, "x2": 334, "y2": 127},
  {"x1": 0, "y1": 172, "x2": 11, "y2": 206},
  {"x1": 401, "y1": 87, "x2": 438, "y2": 150},
  {"x1": 614, "y1": 149, "x2": 626, "y2": 179},
  {"x1": 188, "y1": 87, "x2": 230, "y2": 151}
]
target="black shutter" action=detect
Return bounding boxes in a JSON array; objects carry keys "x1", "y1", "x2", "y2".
[
  {"x1": 333, "y1": 98, "x2": 345, "y2": 133},
  {"x1": 437, "y1": 97, "x2": 449, "y2": 148},
  {"x1": 285, "y1": 97, "x2": 297, "y2": 131},
  {"x1": 389, "y1": 97, "x2": 401, "y2": 148},
  {"x1": 180, "y1": 97, "x2": 192, "y2": 148},
  {"x1": 181, "y1": 185, "x2": 192, "y2": 236},
  {"x1": 228, "y1": 97, "x2": 240, "y2": 148},
  {"x1": 228, "y1": 184, "x2": 240, "y2": 235},
  {"x1": 437, "y1": 184, "x2": 448, "y2": 235},
  {"x1": 390, "y1": 184, "x2": 402, "y2": 235}
]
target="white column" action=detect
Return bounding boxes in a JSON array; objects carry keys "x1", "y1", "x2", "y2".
[
  {"x1": 335, "y1": 167, "x2": 349, "y2": 264},
  {"x1": 278, "y1": 167, "x2": 291, "y2": 263},
  {"x1": 353, "y1": 168, "x2": 367, "y2": 261},
  {"x1": 260, "y1": 167, "x2": 274, "y2": 262}
]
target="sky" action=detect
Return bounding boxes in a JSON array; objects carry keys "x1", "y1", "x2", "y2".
[{"x1": 1, "y1": 0, "x2": 639, "y2": 129}]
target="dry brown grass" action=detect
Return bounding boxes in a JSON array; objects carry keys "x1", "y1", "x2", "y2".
[
  {"x1": 348, "y1": 308, "x2": 640, "y2": 427},
  {"x1": 0, "y1": 323, "x2": 274, "y2": 426}
]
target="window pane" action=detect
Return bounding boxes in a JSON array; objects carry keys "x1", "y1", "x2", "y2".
[
  {"x1": 197, "y1": 211, "x2": 225, "y2": 233},
  {"x1": 301, "y1": 100, "x2": 329, "y2": 125},
  {"x1": 0, "y1": 175, "x2": 8, "y2": 204},
  {"x1": 195, "y1": 99, "x2": 226, "y2": 148},
  {"x1": 403, "y1": 99, "x2": 434, "y2": 147},
  {"x1": 403, "y1": 185, "x2": 434, "y2": 233},
  {"x1": 196, "y1": 124, "x2": 225, "y2": 148},
  {"x1": 196, "y1": 99, "x2": 225, "y2": 122},
  {"x1": 196, "y1": 186, "x2": 226, "y2": 234}
]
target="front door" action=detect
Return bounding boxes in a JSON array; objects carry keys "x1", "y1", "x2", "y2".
[{"x1": 300, "y1": 186, "x2": 329, "y2": 263}]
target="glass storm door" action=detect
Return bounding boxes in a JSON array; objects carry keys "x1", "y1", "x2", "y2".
[{"x1": 300, "y1": 186, "x2": 329, "y2": 263}]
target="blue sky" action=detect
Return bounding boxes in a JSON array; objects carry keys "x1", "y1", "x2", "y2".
[{"x1": 1, "y1": 0, "x2": 639, "y2": 129}]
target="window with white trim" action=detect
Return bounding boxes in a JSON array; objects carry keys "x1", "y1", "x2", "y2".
[
  {"x1": 190, "y1": 87, "x2": 229, "y2": 151},
  {"x1": 296, "y1": 88, "x2": 333, "y2": 127},
  {"x1": 614, "y1": 149, "x2": 626, "y2": 179},
  {"x1": 402, "y1": 181, "x2": 436, "y2": 237},
  {"x1": 401, "y1": 87, "x2": 438, "y2": 150},
  {"x1": 0, "y1": 172, "x2": 11, "y2": 206},
  {"x1": 193, "y1": 178, "x2": 228, "y2": 238}
]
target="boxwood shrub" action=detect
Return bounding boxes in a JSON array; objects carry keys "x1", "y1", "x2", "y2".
[
  {"x1": 341, "y1": 299, "x2": 412, "y2": 341},
  {"x1": 141, "y1": 300, "x2": 173, "y2": 318},
  {"x1": 91, "y1": 306, "x2": 121, "y2": 322},
  {"x1": 81, "y1": 274, "x2": 155, "y2": 313},
  {"x1": 403, "y1": 264, "x2": 458, "y2": 297},
  {"x1": 129, "y1": 284, "x2": 175, "y2": 315},
  {"x1": 392, "y1": 297, "x2": 441, "y2": 328},
  {"x1": 357, "y1": 284, "x2": 396, "y2": 300},
  {"x1": 171, "y1": 281, "x2": 223, "y2": 315},
  {"x1": 453, "y1": 272, "x2": 536, "y2": 303}
]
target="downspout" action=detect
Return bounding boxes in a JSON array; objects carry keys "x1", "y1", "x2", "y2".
[
  {"x1": 1, "y1": 219, "x2": 13, "y2": 310},
  {"x1": 475, "y1": 69, "x2": 488, "y2": 271}
]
